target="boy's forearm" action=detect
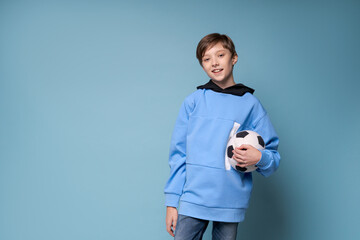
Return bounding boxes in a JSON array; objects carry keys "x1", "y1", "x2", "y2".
[
  {"x1": 164, "y1": 98, "x2": 193, "y2": 207},
  {"x1": 253, "y1": 113, "x2": 280, "y2": 177}
]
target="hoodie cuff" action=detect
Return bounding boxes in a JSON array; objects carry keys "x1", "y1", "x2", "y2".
[
  {"x1": 255, "y1": 150, "x2": 271, "y2": 169},
  {"x1": 165, "y1": 193, "x2": 181, "y2": 208}
]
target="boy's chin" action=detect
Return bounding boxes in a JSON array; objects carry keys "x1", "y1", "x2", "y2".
[
  {"x1": 211, "y1": 78, "x2": 227, "y2": 83},
  {"x1": 212, "y1": 78, "x2": 222, "y2": 81}
]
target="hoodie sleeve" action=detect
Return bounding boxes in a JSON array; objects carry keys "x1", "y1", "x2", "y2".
[
  {"x1": 252, "y1": 112, "x2": 281, "y2": 177},
  {"x1": 164, "y1": 95, "x2": 195, "y2": 208}
]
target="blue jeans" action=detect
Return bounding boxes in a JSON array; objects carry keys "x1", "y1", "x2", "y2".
[{"x1": 174, "y1": 214, "x2": 238, "y2": 240}]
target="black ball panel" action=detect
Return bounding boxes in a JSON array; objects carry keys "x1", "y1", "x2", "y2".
[
  {"x1": 236, "y1": 131, "x2": 249, "y2": 138},
  {"x1": 227, "y1": 145, "x2": 234, "y2": 158},
  {"x1": 257, "y1": 136, "x2": 265, "y2": 148},
  {"x1": 236, "y1": 166, "x2": 247, "y2": 172}
]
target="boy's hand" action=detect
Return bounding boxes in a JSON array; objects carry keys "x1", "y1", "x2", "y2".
[
  {"x1": 166, "y1": 206, "x2": 178, "y2": 237},
  {"x1": 232, "y1": 144, "x2": 262, "y2": 168}
]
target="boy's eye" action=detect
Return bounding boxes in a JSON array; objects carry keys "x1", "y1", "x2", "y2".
[
  {"x1": 219, "y1": 54, "x2": 224, "y2": 57},
  {"x1": 203, "y1": 58, "x2": 210, "y2": 62}
]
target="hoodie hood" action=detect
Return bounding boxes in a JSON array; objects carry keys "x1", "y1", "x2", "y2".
[{"x1": 196, "y1": 80, "x2": 255, "y2": 97}]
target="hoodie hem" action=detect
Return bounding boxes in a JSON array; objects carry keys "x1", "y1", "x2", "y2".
[{"x1": 178, "y1": 200, "x2": 246, "y2": 223}]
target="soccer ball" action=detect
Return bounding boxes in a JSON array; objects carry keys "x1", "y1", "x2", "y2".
[{"x1": 226, "y1": 130, "x2": 265, "y2": 172}]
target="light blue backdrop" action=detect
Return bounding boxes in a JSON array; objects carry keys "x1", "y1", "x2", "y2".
[{"x1": 1, "y1": 0, "x2": 359, "y2": 239}]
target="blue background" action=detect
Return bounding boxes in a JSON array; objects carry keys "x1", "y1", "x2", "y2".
[{"x1": 1, "y1": 0, "x2": 359, "y2": 239}]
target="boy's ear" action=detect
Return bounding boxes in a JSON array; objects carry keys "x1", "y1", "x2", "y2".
[{"x1": 232, "y1": 54, "x2": 238, "y2": 65}]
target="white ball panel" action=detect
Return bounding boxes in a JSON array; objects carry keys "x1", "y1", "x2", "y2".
[{"x1": 226, "y1": 130, "x2": 265, "y2": 173}]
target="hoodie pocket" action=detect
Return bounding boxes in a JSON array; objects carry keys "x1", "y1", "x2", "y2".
[{"x1": 186, "y1": 115, "x2": 237, "y2": 169}]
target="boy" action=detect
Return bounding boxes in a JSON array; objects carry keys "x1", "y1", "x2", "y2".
[{"x1": 164, "y1": 33, "x2": 280, "y2": 240}]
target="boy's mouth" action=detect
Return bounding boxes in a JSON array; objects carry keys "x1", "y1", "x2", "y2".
[{"x1": 212, "y1": 68, "x2": 223, "y2": 73}]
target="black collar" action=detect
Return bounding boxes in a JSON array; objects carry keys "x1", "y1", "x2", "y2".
[{"x1": 196, "y1": 80, "x2": 255, "y2": 97}]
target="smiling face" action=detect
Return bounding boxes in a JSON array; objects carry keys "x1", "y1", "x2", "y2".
[{"x1": 201, "y1": 42, "x2": 238, "y2": 89}]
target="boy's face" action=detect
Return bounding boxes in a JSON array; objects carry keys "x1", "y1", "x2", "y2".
[{"x1": 201, "y1": 42, "x2": 238, "y2": 87}]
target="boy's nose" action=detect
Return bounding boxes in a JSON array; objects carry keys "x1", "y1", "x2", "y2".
[{"x1": 212, "y1": 61, "x2": 219, "y2": 67}]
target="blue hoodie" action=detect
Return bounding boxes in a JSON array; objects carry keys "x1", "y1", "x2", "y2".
[{"x1": 164, "y1": 80, "x2": 280, "y2": 222}]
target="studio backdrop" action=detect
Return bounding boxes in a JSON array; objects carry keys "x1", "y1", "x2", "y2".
[{"x1": 1, "y1": 0, "x2": 359, "y2": 239}]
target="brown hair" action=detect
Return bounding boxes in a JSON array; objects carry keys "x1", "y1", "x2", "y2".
[{"x1": 196, "y1": 33, "x2": 237, "y2": 66}]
